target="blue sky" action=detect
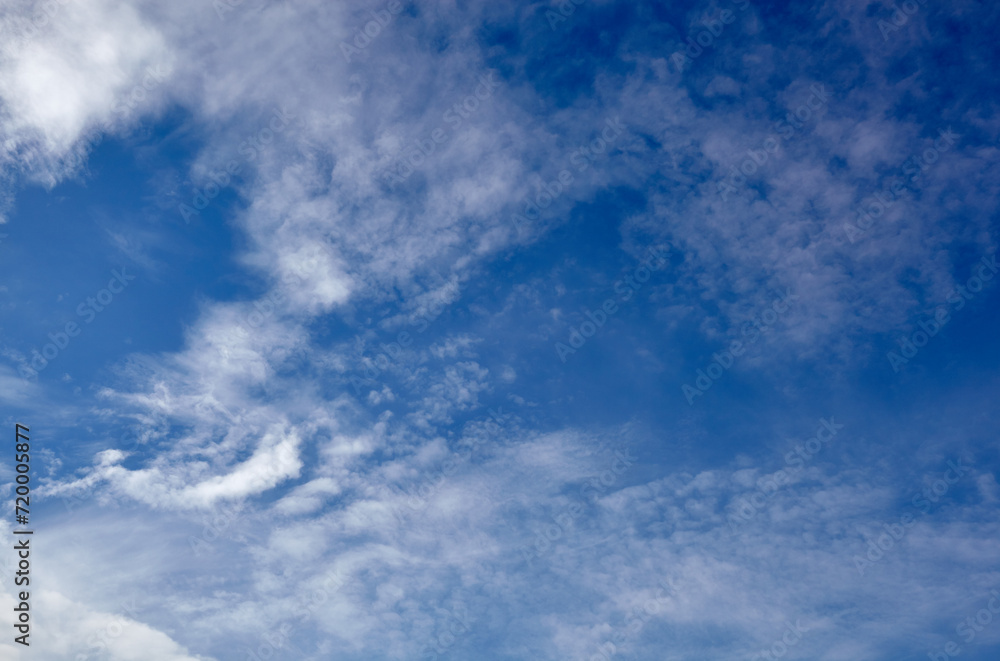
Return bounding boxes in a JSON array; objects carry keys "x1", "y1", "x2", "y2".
[{"x1": 0, "y1": 0, "x2": 999, "y2": 659}]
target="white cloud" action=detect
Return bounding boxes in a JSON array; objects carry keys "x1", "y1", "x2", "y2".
[
  {"x1": 0, "y1": 0, "x2": 172, "y2": 185},
  {"x1": 4, "y1": 0, "x2": 998, "y2": 659}
]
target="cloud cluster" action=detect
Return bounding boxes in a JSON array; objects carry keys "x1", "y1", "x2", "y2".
[{"x1": 1, "y1": 0, "x2": 997, "y2": 659}]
